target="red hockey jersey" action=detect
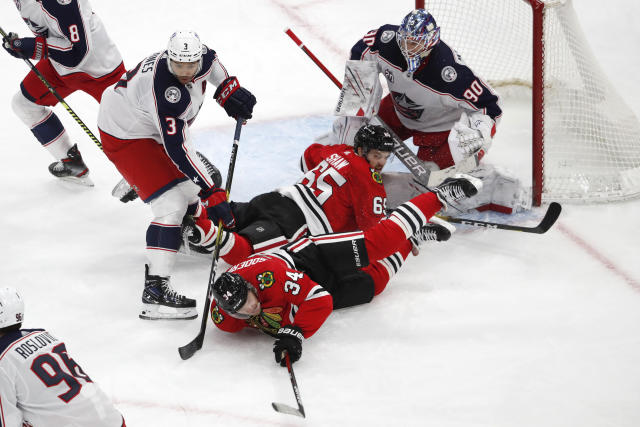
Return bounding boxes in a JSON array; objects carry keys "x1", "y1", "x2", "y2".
[
  {"x1": 279, "y1": 144, "x2": 388, "y2": 235},
  {"x1": 210, "y1": 254, "x2": 333, "y2": 338}
]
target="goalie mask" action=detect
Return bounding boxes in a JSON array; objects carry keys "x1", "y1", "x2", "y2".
[
  {"x1": 0, "y1": 286, "x2": 24, "y2": 329},
  {"x1": 397, "y1": 9, "x2": 441, "y2": 73},
  {"x1": 354, "y1": 124, "x2": 395, "y2": 156},
  {"x1": 212, "y1": 272, "x2": 257, "y2": 317},
  {"x1": 167, "y1": 30, "x2": 204, "y2": 77}
]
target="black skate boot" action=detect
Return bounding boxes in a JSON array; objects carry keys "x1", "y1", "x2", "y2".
[
  {"x1": 433, "y1": 173, "x2": 482, "y2": 211},
  {"x1": 409, "y1": 218, "x2": 456, "y2": 255},
  {"x1": 139, "y1": 265, "x2": 197, "y2": 320},
  {"x1": 48, "y1": 144, "x2": 94, "y2": 186}
]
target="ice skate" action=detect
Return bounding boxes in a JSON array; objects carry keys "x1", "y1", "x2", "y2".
[
  {"x1": 139, "y1": 265, "x2": 197, "y2": 320},
  {"x1": 433, "y1": 173, "x2": 482, "y2": 211},
  {"x1": 48, "y1": 144, "x2": 94, "y2": 187},
  {"x1": 409, "y1": 217, "x2": 456, "y2": 255}
]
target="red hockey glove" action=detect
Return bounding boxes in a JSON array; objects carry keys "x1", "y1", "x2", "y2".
[
  {"x1": 199, "y1": 187, "x2": 235, "y2": 229},
  {"x1": 273, "y1": 326, "x2": 303, "y2": 366},
  {"x1": 2, "y1": 33, "x2": 47, "y2": 60},
  {"x1": 214, "y1": 76, "x2": 256, "y2": 120}
]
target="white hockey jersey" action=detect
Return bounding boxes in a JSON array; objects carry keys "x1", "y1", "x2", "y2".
[
  {"x1": 0, "y1": 329, "x2": 123, "y2": 427},
  {"x1": 13, "y1": 0, "x2": 123, "y2": 78},
  {"x1": 98, "y1": 46, "x2": 230, "y2": 192},
  {"x1": 351, "y1": 24, "x2": 502, "y2": 133}
]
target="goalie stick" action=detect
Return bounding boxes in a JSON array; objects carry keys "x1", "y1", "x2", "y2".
[
  {"x1": 437, "y1": 202, "x2": 562, "y2": 234},
  {"x1": 283, "y1": 28, "x2": 479, "y2": 188},
  {"x1": 178, "y1": 119, "x2": 244, "y2": 360},
  {"x1": 271, "y1": 352, "x2": 306, "y2": 418}
]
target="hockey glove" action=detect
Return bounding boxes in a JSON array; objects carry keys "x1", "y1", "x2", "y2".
[
  {"x1": 273, "y1": 326, "x2": 304, "y2": 366},
  {"x1": 2, "y1": 32, "x2": 47, "y2": 60},
  {"x1": 199, "y1": 187, "x2": 235, "y2": 229},
  {"x1": 214, "y1": 76, "x2": 257, "y2": 120}
]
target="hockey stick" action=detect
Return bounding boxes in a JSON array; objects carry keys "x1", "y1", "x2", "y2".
[
  {"x1": 437, "y1": 201, "x2": 562, "y2": 234},
  {"x1": 179, "y1": 118, "x2": 244, "y2": 360},
  {"x1": 271, "y1": 352, "x2": 306, "y2": 418},
  {"x1": 283, "y1": 28, "x2": 479, "y2": 188},
  {"x1": 1, "y1": 26, "x2": 104, "y2": 150}
]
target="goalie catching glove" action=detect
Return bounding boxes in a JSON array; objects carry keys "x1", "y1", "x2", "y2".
[
  {"x1": 214, "y1": 76, "x2": 256, "y2": 120},
  {"x1": 273, "y1": 325, "x2": 304, "y2": 366},
  {"x1": 447, "y1": 112, "x2": 495, "y2": 164},
  {"x1": 2, "y1": 32, "x2": 47, "y2": 60}
]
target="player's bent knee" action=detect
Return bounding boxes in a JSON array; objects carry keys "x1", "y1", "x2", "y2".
[
  {"x1": 11, "y1": 91, "x2": 49, "y2": 126},
  {"x1": 149, "y1": 186, "x2": 190, "y2": 223}
]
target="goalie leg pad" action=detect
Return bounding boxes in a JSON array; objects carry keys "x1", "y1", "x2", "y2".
[{"x1": 454, "y1": 164, "x2": 530, "y2": 214}]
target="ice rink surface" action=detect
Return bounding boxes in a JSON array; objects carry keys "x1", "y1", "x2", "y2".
[{"x1": 1, "y1": 1, "x2": 639, "y2": 426}]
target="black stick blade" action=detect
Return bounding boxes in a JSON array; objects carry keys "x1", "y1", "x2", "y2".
[
  {"x1": 535, "y1": 202, "x2": 562, "y2": 233},
  {"x1": 178, "y1": 334, "x2": 203, "y2": 360},
  {"x1": 271, "y1": 402, "x2": 306, "y2": 418}
]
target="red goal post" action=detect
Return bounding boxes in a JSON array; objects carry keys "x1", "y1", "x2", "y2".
[{"x1": 412, "y1": 0, "x2": 640, "y2": 205}]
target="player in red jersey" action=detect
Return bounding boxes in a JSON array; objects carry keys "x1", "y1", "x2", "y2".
[
  {"x1": 185, "y1": 125, "x2": 396, "y2": 262},
  {"x1": 209, "y1": 174, "x2": 481, "y2": 366},
  {"x1": 185, "y1": 125, "x2": 456, "y2": 296}
]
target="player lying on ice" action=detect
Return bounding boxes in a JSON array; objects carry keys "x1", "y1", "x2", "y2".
[
  {"x1": 183, "y1": 124, "x2": 455, "y2": 298},
  {"x1": 321, "y1": 8, "x2": 529, "y2": 214},
  {"x1": 207, "y1": 174, "x2": 482, "y2": 366}
]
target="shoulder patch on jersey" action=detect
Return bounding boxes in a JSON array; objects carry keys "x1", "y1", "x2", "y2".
[
  {"x1": 164, "y1": 86, "x2": 182, "y2": 103},
  {"x1": 56, "y1": 0, "x2": 72, "y2": 4},
  {"x1": 257, "y1": 271, "x2": 275, "y2": 290},
  {"x1": 380, "y1": 30, "x2": 395, "y2": 43},
  {"x1": 452, "y1": 49, "x2": 467, "y2": 66},
  {"x1": 211, "y1": 305, "x2": 224, "y2": 324},
  {"x1": 371, "y1": 170, "x2": 383, "y2": 184},
  {"x1": 441, "y1": 66, "x2": 458, "y2": 83}
]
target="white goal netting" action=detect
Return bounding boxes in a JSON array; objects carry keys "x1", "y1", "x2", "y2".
[{"x1": 425, "y1": 0, "x2": 640, "y2": 203}]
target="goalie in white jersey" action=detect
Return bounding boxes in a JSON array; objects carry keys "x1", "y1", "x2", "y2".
[
  {"x1": 0, "y1": 287, "x2": 125, "y2": 426},
  {"x1": 3, "y1": 0, "x2": 125, "y2": 185},
  {"x1": 329, "y1": 9, "x2": 528, "y2": 213},
  {"x1": 97, "y1": 30, "x2": 256, "y2": 320}
]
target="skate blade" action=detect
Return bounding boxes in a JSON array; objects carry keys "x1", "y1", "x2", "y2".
[
  {"x1": 139, "y1": 304, "x2": 197, "y2": 320},
  {"x1": 56, "y1": 174, "x2": 95, "y2": 187}
]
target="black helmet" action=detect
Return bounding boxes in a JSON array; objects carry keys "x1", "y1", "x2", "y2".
[
  {"x1": 212, "y1": 272, "x2": 251, "y2": 313},
  {"x1": 353, "y1": 124, "x2": 395, "y2": 155}
]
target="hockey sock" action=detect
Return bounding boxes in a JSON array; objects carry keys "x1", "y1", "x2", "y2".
[
  {"x1": 364, "y1": 192, "x2": 442, "y2": 260},
  {"x1": 11, "y1": 93, "x2": 72, "y2": 159},
  {"x1": 146, "y1": 221, "x2": 182, "y2": 276},
  {"x1": 362, "y1": 241, "x2": 411, "y2": 296}
]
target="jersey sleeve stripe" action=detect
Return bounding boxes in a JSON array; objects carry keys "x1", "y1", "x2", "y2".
[{"x1": 305, "y1": 285, "x2": 330, "y2": 301}]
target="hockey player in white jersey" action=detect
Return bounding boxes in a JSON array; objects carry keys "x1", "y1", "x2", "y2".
[
  {"x1": 97, "y1": 30, "x2": 256, "y2": 320},
  {"x1": 3, "y1": 0, "x2": 125, "y2": 185},
  {"x1": 0, "y1": 287, "x2": 126, "y2": 426},
  {"x1": 329, "y1": 9, "x2": 528, "y2": 214}
]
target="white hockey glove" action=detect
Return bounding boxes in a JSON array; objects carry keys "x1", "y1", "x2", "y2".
[{"x1": 447, "y1": 112, "x2": 494, "y2": 164}]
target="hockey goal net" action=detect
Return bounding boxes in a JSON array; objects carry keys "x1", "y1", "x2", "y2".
[{"x1": 417, "y1": 0, "x2": 640, "y2": 205}]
